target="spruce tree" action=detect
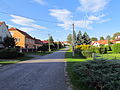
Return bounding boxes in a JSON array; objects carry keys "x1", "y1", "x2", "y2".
[
  {"x1": 77, "y1": 30, "x2": 83, "y2": 45},
  {"x1": 82, "y1": 32, "x2": 91, "y2": 45}
]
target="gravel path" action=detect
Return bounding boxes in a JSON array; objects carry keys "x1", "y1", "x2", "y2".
[{"x1": 0, "y1": 48, "x2": 69, "y2": 90}]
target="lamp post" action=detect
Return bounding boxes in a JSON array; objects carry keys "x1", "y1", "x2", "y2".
[
  {"x1": 48, "y1": 34, "x2": 51, "y2": 52},
  {"x1": 72, "y1": 23, "x2": 75, "y2": 56}
]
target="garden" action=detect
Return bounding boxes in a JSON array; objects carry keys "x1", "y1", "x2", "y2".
[{"x1": 66, "y1": 43, "x2": 120, "y2": 90}]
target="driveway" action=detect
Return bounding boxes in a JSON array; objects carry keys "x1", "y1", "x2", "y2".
[{"x1": 0, "y1": 48, "x2": 69, "y2": 90}]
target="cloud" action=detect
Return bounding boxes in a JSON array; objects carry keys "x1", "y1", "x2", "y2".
[
  {"x1": 97, "y1": 18, "x2": 111, "y2": 23},
  {"x1": 78, "y1": 0, "x2": 109, "y2": 13},
  {"x1": 19, "y1": 27, "x2": 37, "y2": 32},
  {"x1": 49, "y1": 9, "x2": 93, "y2": 30},
  {"x1": 10, "y1": 15, "x2": 47, "y2": 30},
  {"x1": 88, "y1": 14, "x2": 106, "y2": 21},
  {"x1": 33, "y1": 0, "x2": 46, "y2": 5}
]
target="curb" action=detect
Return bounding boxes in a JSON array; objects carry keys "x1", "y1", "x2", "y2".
[{"x1": 64, "y1": 61, "x2": 73, "y2": 90}]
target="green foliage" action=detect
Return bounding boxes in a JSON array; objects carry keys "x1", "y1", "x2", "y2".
[
  {"x1": 73, "y1": 59, "x2": 120, "y2": 90},
  {"x1": 67, "y1": 34, "x2": 72, "y2": 44},
  {"x1": 112, "y1": 32, "x2": 120, "y2": 40},
  {"x1": 3, "y1": 37, "x2": 16, "y2": 48},
  {"x1": 91, "y1": 37, "x2": 98, "y2": 41},
  {"x1": 99, "y1": 46, "x2": 107, "y2": 54},
  {"x1": 77, "y1": 30, "x2": 83, "y2": 45},
  {"x1": 100, "y1": 36, "x2": 105, "y2": 40},
  {"x1": 82, "y1": 32, "x2": 91, "y2": 45},
  {"x1": 106, "y1": 35, "x2": 111, "y2": 40},
  {"x1": 0, "y1": 48, "x2": 24, "y2": 59},
  {"x1": 112, "y1": 43, "x2": 120, "y2": 54},
  {"x1": 82, "y1": 51, "x2": 93, "y2": 58}
]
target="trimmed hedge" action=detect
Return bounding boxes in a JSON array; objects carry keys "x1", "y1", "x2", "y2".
[
  {"x1": 0, "y1": 48, "x2": 24, "y2": 59},
  {"x1": 112, "y1": 43, "x2": 120, "y2": 54},
  {"x1": 73, "y1": 59, "x2": 120, "y2": 90}
]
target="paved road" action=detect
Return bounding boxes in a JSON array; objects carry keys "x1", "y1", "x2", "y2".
[{"x1": 0, "y1": 48, "x2": 69, "y2": 90}]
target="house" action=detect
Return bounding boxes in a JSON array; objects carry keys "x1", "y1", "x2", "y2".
[
  {"x1": 9, "y1": 27, "x2": 35, "y2": 49},
  {"x1": 0, "y1": 22, "x2": 11, "y2": 48},
  {"x1": 41, "y1": 41, "x2": 49, "y2": 44},
  {"x1": 34, "y1": 38, "x2": 43, "y2": 49},
  {"x1": 91, "y1": 40, "x2": 116, "y2": 46}
]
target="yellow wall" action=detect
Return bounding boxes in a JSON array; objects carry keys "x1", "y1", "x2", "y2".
[{"x1": 10, "y1": 30, "x2": 25, "y2": 48}]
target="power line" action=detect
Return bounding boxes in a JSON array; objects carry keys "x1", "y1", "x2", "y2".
[{"x1": 0, "y1": 11, "x2": 61, "y2": 24}]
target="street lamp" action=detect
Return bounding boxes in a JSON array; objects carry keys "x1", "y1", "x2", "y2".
[{"x1": 48, "y1": 34, "x2": 51, "y2": 52}]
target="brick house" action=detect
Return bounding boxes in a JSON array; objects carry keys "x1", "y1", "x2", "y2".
[{"x1": 9, "y1": 27, "x2": 35, "y2": 49}]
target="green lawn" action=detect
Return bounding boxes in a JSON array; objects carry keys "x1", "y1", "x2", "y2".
[{"x1": 96, "y1": 53, "x2": 120, "y2": 60}]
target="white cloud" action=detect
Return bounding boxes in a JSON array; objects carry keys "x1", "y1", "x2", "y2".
[
  {"x1": 33, "y1": 0, "x2": 46, "y2": 5},
  {"x1": 10, "y1": 15, "x2": 47, "y2": 30},
  {"x1": 88, "y1": 14, "x2": 106, "y2": 21},
  {"x1": 78, "y1": 0, "x2": 109, "y2": 13},
  {"x1": 19, "y1": 27, "x2": 37, "y2": 32},
  {"x1": 49, "y1": 9, "x2": 93, "y2": 30},
  {"x1": 97, "y1": 18, "x2": 111, "y2": 23}
]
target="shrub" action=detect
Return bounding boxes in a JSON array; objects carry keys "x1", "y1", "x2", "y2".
[
  {"x1": 99, "y1": 46, "x2": 107, "y2": 54},
  {"x1": 0, "y1": 48, "x2": 24, "y2": 59},
  {"x1": 81, "y1": 51, "x2": 93, "y2": 58},
  {"x1": 76, "y1": 45, "x2": 91, "y2": 51},
  {"x1": 112, "y1": 43, "x2": 120, "y2": 54},
  {"x1": 73, "y1": 59, "x2": 120, "y2": 90}
]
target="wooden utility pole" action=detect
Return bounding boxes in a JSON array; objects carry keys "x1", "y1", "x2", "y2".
[{"x1": 72, "y1": 23, "x2": 75, "y2": 56}]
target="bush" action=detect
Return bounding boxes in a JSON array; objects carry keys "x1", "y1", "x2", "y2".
[
  {"x1": 99, "y1": 46, "x2": 107, "y2": 54},
  {"x1": 0, "y1": 48, "x2": 24, "y2": 59},
  {"x1": 112, "y1": 43, "x2": 120, "y2": 54},
  {"x1": 73, "y1": 59, "x2": 120, "y2": 90},
  {"x1": 81, "y1": 51, "x2": 93, "y2": 58}
]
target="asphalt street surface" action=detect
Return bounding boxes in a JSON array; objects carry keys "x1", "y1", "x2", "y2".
[{"x1": 0, "y1": 48, "x2": 69, "y2": 90}]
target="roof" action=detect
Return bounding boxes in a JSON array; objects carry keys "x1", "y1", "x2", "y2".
[
  {"x1": 41, "y1": 41, "x2": 49, "y2": 44},
  {"x1": 34, "y1": 38, "x2": 43, "y2": 44},
  {"x1": 9, "y1": 27, "x2": 34, "y2": 39},
  {"x1": 91, "y1": 40, "x2": 116, "y2": 45}
]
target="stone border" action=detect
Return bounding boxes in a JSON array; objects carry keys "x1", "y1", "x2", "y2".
[{"x1": 64, "y1": 61, "x2": 73, "y2": 90}]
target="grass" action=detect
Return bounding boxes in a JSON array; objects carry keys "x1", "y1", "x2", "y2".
[
  {"x1": 65, "y1": 49, "x2": 93, "y2": 90},
  {"x1": 66, "y1": 49, "x2": 120, "y2": 90},
  {"x1": 0, "y1": 56, "x2": 34, "y2": 66},
  {"x1": 96, "y1": 53, "x2": 120, "y2": 60}
]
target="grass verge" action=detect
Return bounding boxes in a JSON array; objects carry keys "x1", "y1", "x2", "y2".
[{"x1": 65, "y1": 49, "x2": 93, "y2": 90}]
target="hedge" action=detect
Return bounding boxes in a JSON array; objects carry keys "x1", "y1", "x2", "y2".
[{"x1": 112, "y1": 43, "x2": 120, "y2": 54}]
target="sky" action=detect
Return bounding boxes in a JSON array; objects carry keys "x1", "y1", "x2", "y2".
[{"x1": 0, "y1": 0, "x2": 120, "y2": 41}]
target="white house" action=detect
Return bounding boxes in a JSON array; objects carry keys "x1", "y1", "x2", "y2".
[{"x1": 0, "y1": 22, "x2": 11, "y2": 48}]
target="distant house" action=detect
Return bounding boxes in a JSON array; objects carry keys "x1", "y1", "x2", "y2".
[
  {"x1": 34, "y1": 38, "x2": 43, "y2": 49},
  {"x1": 41, "y1": 41, "x2": 49, "y2": 44},
  {"x1": 0, "y1": 22, "x2": 11, "y2": 48},
  {"x1": 9, "y1": 27, "x2": 35, "y2": 49},
  {"x1": 91, "y1": 40, "x2": 116, "y2": 46}
]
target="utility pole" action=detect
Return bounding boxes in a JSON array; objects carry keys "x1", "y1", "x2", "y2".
[
  {"x1": 72, "y1": 23, "x2": 75, "y2": 56},
  {"x1": 48, "y1": 34, "x2": 51, "y2": 52},
  {"x1": 57, "y1": 41, "x2": 59, "y2": 50}
]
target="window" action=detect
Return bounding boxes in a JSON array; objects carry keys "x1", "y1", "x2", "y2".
[{"x1": 15, "y1": 38, "x2": 20, "y2": 42}]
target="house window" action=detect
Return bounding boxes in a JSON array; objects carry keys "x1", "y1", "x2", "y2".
[{"x1": 15, "y1": 38, "x2": 20, "y2": 42}]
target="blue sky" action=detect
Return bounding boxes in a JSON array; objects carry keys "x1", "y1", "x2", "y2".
[{"x1": 0, "y1": 0, "x2": 120, "y2": 41}]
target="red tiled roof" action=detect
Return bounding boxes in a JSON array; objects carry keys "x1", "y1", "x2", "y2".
[
  {"x1": 9, "y1": 27, "x2": 34, "y2": 39},
  {"x1": 41, "y1": 41, "x2": 49, "y2": 43},
  {"x1": 91, "y1": 40, "x2": 116, "y2": 45}
]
